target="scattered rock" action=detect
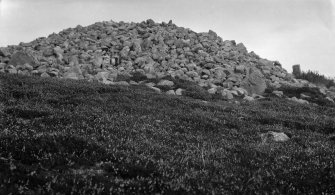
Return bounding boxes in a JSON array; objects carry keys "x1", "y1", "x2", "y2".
[
  {"x1": 41, "y1": 72, "x2": 50, "y2": 78},
  {"x1": 326, "y1": 97, "x2": 334, "y2": 103},
  {"x1": 243, "y1": 96, "x2": 255, "y2": 101},
  {"x1": 300, "y1": 93, "x2": 311, "y2": 99},
  {"x1": 129, "y1": 80, "x2": 138, "y2": 85},
  {"x1": 260, "y1": 131, "x2": 290, "y2": 143},
  {"x1": 150, "y1": 87, "x2": 161, "y2": 93},
  {"x1": 157, "y1": 80, "x2": 174, "y2": 87},
  {"x1": 175, "y1": 88, "x2": 183, "y2": 96},
  {"x1": 113, "y1": 81, "x2": 129, "y2": 86},
  {"x1": 272, "y1": 90, "x2": 283, "y2": 97},
  {"x1": 208, "y1": 88, "x2": 217, "y2": 94},
  {"x1": 288, "y1": 97, "x2": 309, "y2": 104},
  {"x1": 145, "y1": 82, "x2": 156, "y2": 88},
  {"x1": 222, "y1": 90, "x2": 234, "y2": 100},
  {"x1": 166, "y1": 90, "x2": 176, "y2": 95}
]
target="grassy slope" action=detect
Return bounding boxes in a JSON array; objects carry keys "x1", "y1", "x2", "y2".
[{"x1": 0, "y1": 73, "x2": 335, "y2": 194}]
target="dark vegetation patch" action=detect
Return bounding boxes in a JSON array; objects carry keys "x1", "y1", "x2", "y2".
[
  {"x1": 1, "y1": 73, "x2": 335, "y2": 194},
  {"x1": 295, "y1": 70, "x2": 335, "y2": 88}
]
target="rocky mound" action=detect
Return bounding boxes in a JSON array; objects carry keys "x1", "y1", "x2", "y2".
[{"x1": 0, "y1": 19, "x2": 334, "y2": 101}]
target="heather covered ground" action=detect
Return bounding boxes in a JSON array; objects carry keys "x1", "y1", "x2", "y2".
[{"x1": 0, "y1": 73, "x2": 335, "y2": 194}]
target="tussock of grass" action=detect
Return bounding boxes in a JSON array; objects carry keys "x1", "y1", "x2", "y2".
[
  {"x1": 295, "y1": 70, "x2": 335, "y2": 88},
  {"x1": 0, "y1": 73, "x2": 335, "y2": 194}
]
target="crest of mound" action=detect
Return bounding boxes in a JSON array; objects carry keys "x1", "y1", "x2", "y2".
[{"x1": 0, "y1": 19, "x2": 292, "y2": 96}]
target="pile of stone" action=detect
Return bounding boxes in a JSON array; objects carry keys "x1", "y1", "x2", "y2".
[{"x1": 0, "y1": 19, "x2": 334, "y2": 102}]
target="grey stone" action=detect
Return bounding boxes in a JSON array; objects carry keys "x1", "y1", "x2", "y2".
[
  {"x1": 157, "y1": 80, "x2": 174, "y2": 87},
  {"x1": 208, "y1": 88, "x2": 217, "y2": 94},
  {"x1": 272, "y1": 90, "x2": 283, "y2": 97},
  {"x1": 9, "y1": 51, "x2": 38, "y2": 68},
  {"x1": 243, "y1": 96, "x2": 255, "y2": 101},
  {"x1": 166, "y1": 90, "x2": 176, "y2": 95},
  {"x1": 150, "y1": 87, "x2": 161, "y2": 93},
  {"x1": 260, "y1": 131, "x2": 290, "y2": 143},
  {"x1": 241, "y1": 67, "x2": 267, "y2": 95},
  {"x1": 175, "y1": 88, "x2": 183, "y2": 95}
]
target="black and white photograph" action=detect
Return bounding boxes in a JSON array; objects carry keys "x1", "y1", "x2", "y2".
[{"x1": 0, "y1": 0, "x2": 335, "y2": 194}]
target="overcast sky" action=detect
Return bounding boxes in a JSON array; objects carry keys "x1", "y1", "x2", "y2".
[{"x1": 1, "y1": 0, "x2": 334, "y2": 76}]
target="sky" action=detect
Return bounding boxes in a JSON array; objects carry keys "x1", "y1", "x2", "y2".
[{"x1": 0, "y1": 0, "x2": 334, "y2": 76}]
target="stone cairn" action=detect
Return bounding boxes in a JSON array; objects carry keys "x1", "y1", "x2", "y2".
[{"x1": 0, "y1": 19, "x2": 334, "y2": 101}]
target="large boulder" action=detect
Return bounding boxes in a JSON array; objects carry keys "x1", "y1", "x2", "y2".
[
  {"x1": 8, "y1": 51, "x2": 38, "y2": 68},
  {"x1": 241, "y1": 67, "x2": 267, "y2": 95}
]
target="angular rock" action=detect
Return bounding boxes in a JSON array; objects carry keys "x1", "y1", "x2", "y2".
[
  {"x1": 166, "y1": 90, "x2": 176, "y2": 95},
  {"x1": 8, "y1": 51, "x2": 38, "y2": 68},
  {"x1": 157, "y1": 80, "x2": 174, "y2": 87},
  {"x1": 150, "y1": 87, "x2": 161, "y2": 93},
  {"x1": 241, "y1": 67, "x2": 267, "y2": 95},
  {"x1": 175, "y1": 88, "x2": 183, "y2": 96},
  {"x1": 260, "y1": 131, "x2": 290, "y2": 143},
  {"x1": 113, "y1": 81, "x2": 129, "y2": 86},
  {"x1": 129, "y1": 81, "x2": 138, "y2": 85},
  {"x1": 0, "y1": 47, "x2": 11, "y2": 57},
  {"x1": 243, "y1": 96, "x2": 255, "y2": 101},
  {"x1": 208, "y1": 88, "x2": 217, "y2": 94},
  {"x1": 145, "y1": 82, "x2": 156, "y2": 88},
  {"x1": 53, "y1": 46, "x2": 64, "y2": 61},
  {"x1": 41, "y1": 72, "x2": 50, "y2": 78},
  {"x1": 272, "y1": 90, "x2": 283, "y2": 97},
  {"x1": 288, "y1": 97, "x2": 309, "y2": 104}
]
